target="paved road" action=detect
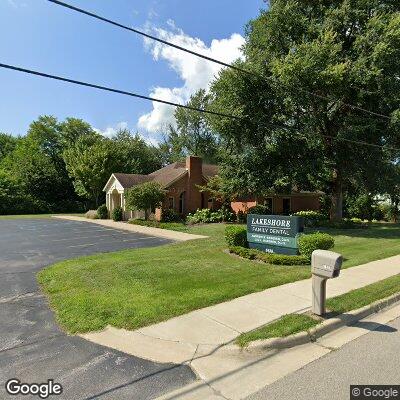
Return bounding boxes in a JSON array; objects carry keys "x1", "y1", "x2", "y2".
[
  {"x1": 247, "y1": 316, "x2": 400, "y2": 400},
  {"x1": 0, "y1": 218, "x2": 196, "y2": 400}
]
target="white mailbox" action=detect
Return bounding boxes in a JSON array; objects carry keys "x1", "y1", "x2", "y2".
[
  {"x1": 312, "y1": 250, "x2": 342, "y2": 279},
  {"x1": 311, "y1": 250, "x2": 343, "y2": 315}
]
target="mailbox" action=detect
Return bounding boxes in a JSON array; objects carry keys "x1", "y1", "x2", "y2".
[
  {"x1": 311, "y1": 250, "x2": 343, "y2": 279},
  {"x1": 311, "y1": 250, "x2": 343, "y2": 316}
]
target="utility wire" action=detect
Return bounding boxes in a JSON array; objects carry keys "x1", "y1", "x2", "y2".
[
  {"x1": 46, "y1": 0, "x2": 247, "y2": 75},
  {"x1": 0, "y1": 63, "x2": 240, "y2": 120},
  {"x1": 47, "y1": 0, "x2": 392, "y2": 121},
  {"x1": 1, "y1": 62, "x2": 398, "y2": 152}
]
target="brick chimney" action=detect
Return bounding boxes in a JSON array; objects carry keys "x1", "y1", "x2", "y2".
[
  {"x1": 186, "y1": 156, "x2": 203, "y2": 212},
  {"x1": 186, "y1": 156, "x2": 203, "y2": 183}
]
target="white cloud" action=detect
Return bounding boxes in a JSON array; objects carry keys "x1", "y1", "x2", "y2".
[
  {"x1": 95, "y1": 121, "x2": 128, "y2": 138},
  {"x1": 137, "y1": 23, "x2": 245, "y2": 133},
  {"x1": 95, "y1": 121, "x2": 160, "y2": 146}
]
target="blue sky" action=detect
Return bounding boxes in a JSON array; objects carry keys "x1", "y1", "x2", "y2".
[{"x1": 0, "y1": 0, "x2": 264, "y2": 142}]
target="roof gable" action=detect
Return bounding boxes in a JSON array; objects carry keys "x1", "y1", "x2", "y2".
[{"x1": 104, "y1": 160, "x2": 219, "y2": 191}]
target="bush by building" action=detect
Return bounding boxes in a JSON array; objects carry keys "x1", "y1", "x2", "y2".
[
  {"x1": 85, "y1": 210, "x2": 98, "y2": 219},
  {"x1": 161, "y1": 208, "x2": 182, "y2": 222},
  {"x1": 247, "y1": 204, "x2": 271, "y2": 215},
  {"x1": 292, "y1": 210, "x2": 328, "y2": 227},
  {"x1": 96, "y1": 204, "x2": 108, "y2": 219},
  {"x1": 112, "y1": 206, "x2": 123, "y2": 222},
  {"x1": 186, "y1": 207, "x2": 235, "y2": 224}
]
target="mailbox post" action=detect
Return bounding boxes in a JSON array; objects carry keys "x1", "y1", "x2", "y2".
[{"x1": 311, "y1": 250, "x2": 343, "y2": 316}]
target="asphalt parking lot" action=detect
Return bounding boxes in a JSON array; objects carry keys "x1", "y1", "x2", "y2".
[{"x1": 0, "y1": 218, "x2": 196, "y2": 400}]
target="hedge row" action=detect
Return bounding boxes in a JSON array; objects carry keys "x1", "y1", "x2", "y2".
[{"x1": 229, "y1": 246, "x2": 310, "y2": 266}]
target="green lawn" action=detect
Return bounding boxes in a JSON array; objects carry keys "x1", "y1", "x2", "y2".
[
  {"x1": 236, "y1": 314, "x2": 319, "y2": 348},
  {"x1": 236, "y1": 272, "x2": 400, "y2": 347},
  {"x1": 326, "y1": 273, "x2": 400, "y2": 313},
  {"x1": 38, "y1": 222, "x2": 400, "y2": 334}
]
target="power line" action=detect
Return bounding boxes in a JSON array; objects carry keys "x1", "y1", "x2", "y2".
[
  {"x1": 46, "y1": 0, "x2": 392, "y2": 121},
  {"x1": 1, "y1": 62, "x2": 398, "y2": 152},
  {"x1": 46, "y1": 0, "x2": 248, "y2": 75},
  {"x1": 0, "y1": 63, "x2": 240, "y2": 120}
]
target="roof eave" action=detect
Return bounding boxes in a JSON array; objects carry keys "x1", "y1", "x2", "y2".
[{"x1": 103, "y1": 173, "x2": 119, "y2": 192}]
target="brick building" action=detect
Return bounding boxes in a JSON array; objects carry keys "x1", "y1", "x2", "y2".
[
  {"x1": 103, "y1": 156, "x2": 218, "y2": 220},
  {"x1": 231, "y1": 193, "x2": 321, "y2": 215},
  {"x1": 103, "y1": 155, "x2": 321, "y2": 220}
]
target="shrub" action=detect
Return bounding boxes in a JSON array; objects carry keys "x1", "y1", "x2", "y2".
[
  {"x1": 162, "y1": 208, "x2": 181, "y2": 222},
  {"x1": 228, "y1": 246, "x2": 309, "y2": 265},
  {"x1": 229, "y1": 246, "x2": 258, "y2": 260},
  {"x1": 263, "y1": 253, "x2": 309, "y2": 266},
  {"x1": 237, "y1": 210, "x2": 247, "y2": 224},
  {"x1": 293, "y1": 210, "x2": 327, "y2": 227},
  {"x1": 247, "y1": 204, "x2": 271, "y2": 215},
  {"x1": 85, "y1": 210, "x2": 98, "y2": 219},
  {"x1": 218, "y1": 205, "x2": 236, "y2": 222},
  {"x1": 225, "y1": 226, "x2": 248, "y2": 247},
  {"x1": 97, "y1": 204, "x2": 108, "y2": 219},
  {"x1": 372, "y1": 206, "x2": 385, "y2": 221},
  {"x1": 186, "y1": 208, "x2": 234, "y2": 224},
  {"x1": 318, "y1": 218, "x2": 368, "y2": 229},
  {"x1": 298, "y1": 232, "x2": 335, "y2": 258},
  {"x1": 112, "y1": 206, "x2": 123, "y2": 221},
  {"x1": 125, "y1": 181, "x2": 166, "y2": 220}
]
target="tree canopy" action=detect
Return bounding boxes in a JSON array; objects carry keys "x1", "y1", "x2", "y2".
[
  {"x1": 209, "y1": 0, "x2": 400, "y2": 220},
  {"x1": 161, "y1": 89, "x2": 221, "y2": 164}
]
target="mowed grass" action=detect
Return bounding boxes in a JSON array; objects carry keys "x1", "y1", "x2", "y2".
[
  {"x1": 326, "y1": 273, "x2": 400, "y2": 313},
  {"x1": 237, "y1": 272, "x2": 400, "y2": 347},
  {"x1": 236, "y1": 314, "x2": 319, "y2": 348},
  {"x1": 320, "y1": 223, "x2": 400, "y2": 268},
  {"x1": 38, "y1": 222, "x2": 400, "y2": 334}
]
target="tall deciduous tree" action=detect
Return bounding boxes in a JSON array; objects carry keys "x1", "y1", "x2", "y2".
[
  {"x1": 111, "y1": 129, "x2": 162, "y2": 174},
  {"x1": 210, "y1": 0, "x2": 400, "y2": 220},
  {"x1": 63, "y1": 134, "x2": 119, "y2": 207},
  {"x1": 162, "y1": 89, "x2": 221, "y2": 163},
  {"x1": 0, "y1": 133, "x2": 19, "y2": 163}
]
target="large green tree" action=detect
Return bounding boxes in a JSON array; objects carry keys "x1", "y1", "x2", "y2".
[
  {"x1": 0, "y1": 133, "x2": 19, "y2": 163},
  {"x1": 63, "y1": 134, "x2": 119, "y2": 207},
  {"x1": 210, "y1": 0, "x2": 400, "y2": 220},
  {"x1": 112, "y1": 129, "x2": 162, "y2": 174},
  {"x1": 162, "y1": 89, "x2": 221, "y2": 163}
]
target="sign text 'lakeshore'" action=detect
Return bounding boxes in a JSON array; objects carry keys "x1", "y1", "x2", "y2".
[{"x1": 247, "y1": 214, "x2": 304, "y2": 255}]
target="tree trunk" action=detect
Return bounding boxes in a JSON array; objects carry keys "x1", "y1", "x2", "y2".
[
  {"x1": 390, "y1": 196, "x2": 399, "y2": 223},
  {"x1": 330, "y1": 169, "x2": 343, "y2": 221},
  {"x1": 144, "y1": 209, "x2": 148, "y2": 220}
]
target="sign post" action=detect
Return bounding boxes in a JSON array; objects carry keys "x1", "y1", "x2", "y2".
[{"x1": 247, "y1": 214, "x2": 304, "y2": 255}]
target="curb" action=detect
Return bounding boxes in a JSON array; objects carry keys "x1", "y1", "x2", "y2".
[
  {"x1": 51, "y1": 215, "x2": 208, "y2": 241},
  {"x1": 231, "y1": 292, "x2": 400, "y2": 353}
]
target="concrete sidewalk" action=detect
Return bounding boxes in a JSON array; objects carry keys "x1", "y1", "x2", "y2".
[
  {"x1": 52, "y1": 215, "x2": 207, "y2": 241},
  {"x1": 81, "y1": 254, "x2": 400, "y2": 365}
]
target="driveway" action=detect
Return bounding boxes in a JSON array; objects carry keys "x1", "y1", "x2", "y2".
[{"x1": 0, "y1": 218, "x2": 196, "y2": 400}]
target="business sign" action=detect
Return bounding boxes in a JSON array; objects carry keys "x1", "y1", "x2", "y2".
[{"x1": 247, "y1": 214, "x2": 304, "y2": 255}]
